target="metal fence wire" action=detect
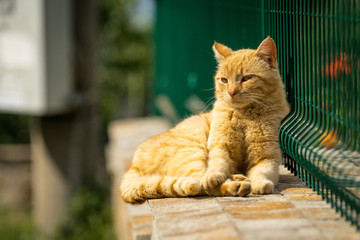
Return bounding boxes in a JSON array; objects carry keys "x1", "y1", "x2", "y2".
[{"x1": 264, "y1": 0, "x2": 360, "y2": 229}]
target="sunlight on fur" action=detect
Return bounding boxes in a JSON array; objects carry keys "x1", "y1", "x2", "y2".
[{"x1": 120, "y1": 37, "x2": 290, "y2": 204}]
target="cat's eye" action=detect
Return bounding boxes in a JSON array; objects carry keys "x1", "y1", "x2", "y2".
[
  {"x1": 242, "y1": 75, "x2": 255, "y2": 82},
  {"x1": 220, "y1": 78, "x2": 228, "y2": 83}
]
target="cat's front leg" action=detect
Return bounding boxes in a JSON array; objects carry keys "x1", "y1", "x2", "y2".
[
  {"x1": 247, "y1": 139, "x2": 281, "y2": 194},
  {"x1": 201, "y1": 132, "x2": 235, "y2": 189},
  {"x1": 201, "y1": 108, "x2": 236, "y2": 190},
  {"x1": 201, "y1": 148, "x2": 232, "y2": 190},
  {"x1": 248, "y1": 159, "x2": 279, "y2": 194}
]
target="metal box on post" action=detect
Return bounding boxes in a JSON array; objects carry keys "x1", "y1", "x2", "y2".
[{"x1": 0, "y1": 0, "x2": 73, "y2": 115}]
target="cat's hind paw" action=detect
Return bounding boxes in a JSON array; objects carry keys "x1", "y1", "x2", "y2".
[{"x1": 232, "y1": 174, "x2": 250, "y2": 182}]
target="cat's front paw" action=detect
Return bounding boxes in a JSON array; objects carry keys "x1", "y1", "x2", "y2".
[
  {"x1": 220, "y1": 179, "x2": 251, "y2": 197},
  {"x1": 201, "y1": 171, "x2": 227, "y2": 190},
  {"x1": 251, "y1": 179, "x2": 274, "y2": 194}
]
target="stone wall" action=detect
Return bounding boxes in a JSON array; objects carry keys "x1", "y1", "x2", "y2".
[{"x1": 106, "y1": 117, "x2": 171, "y2": 240}]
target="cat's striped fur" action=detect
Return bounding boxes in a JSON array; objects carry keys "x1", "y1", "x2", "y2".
[{"x1": 120, "y1": 37, "x2": 289, "y2": 204}]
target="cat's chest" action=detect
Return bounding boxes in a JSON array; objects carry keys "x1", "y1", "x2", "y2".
[
  {"x1": 228, "y1": 110, "x2": 250, "y2": 133},
  {"x1": 226, "y1": 112, "x2": 248, "y2": 155},
  {"x1": 227, "y1": 111, "x2": 267, "y2": 150}
]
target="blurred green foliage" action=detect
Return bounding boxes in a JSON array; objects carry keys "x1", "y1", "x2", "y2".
[
  {"x1": 99, "y1": 0, "x2": 153, "y2": 140},
  {"x1": 55, "y1": 187, "x2": 115, "y2": 240},
  {"x1": 0, "y1": 114, "x2": 29, "y2": 144},
  {"x1": 0, "y1": 207, "x2": 35, "y2": 240},
  {"x1": 0, "y1": 186, "x2": 115, "y2": 240}
]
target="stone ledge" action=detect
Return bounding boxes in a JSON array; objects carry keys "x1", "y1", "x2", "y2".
[
  {"x1": 106, "y1": 117, "x2": 171, "y2": 240},
  {"x1": 107, "y1": 118, "x2": 360, "y2": 240},
  {"x1": 148, "y1": 166, "x2": 359, "y2": 240}
]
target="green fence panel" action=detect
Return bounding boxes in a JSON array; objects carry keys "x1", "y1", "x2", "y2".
[
  {"x1": 265, "y1": 0, "x2": 360, "y2": 229},
  {"x1": 154, "y1": 0, "x2": 263, "y2": 120}
]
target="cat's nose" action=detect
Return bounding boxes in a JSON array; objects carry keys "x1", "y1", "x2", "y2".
[{"x1": 228, "y1": 90, "x2": 239, "y2": 98}]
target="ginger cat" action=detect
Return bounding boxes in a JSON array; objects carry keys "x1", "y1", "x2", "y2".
[{"x1": 120, "y1": 37, "x2": 289, "y2": 204}]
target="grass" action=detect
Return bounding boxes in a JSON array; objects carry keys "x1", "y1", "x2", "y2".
[
  {"x1": 0, "y1": 187, "x2": 116, "y2": 240},
  {"x1": 0, "y1": 208, "x2": 35, "y2": 240},
  {"x1": 55, "y1": 187, "x2": 116, "y2": 240}
]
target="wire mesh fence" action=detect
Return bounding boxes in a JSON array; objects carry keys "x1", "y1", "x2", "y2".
[{"x1": 264, "y1": 0, "x2": 360, "y2": 229}]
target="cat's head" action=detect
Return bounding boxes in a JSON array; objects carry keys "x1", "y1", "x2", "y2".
[{"x1": 213, "y1": 37, "x2": 284, "y2": 108}]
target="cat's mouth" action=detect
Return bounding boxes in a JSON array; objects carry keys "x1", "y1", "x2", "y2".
[
  {"x1": 227, "y1": 95, "x2": 249, "y2": 106},
  {"x1": 218, "y1": 92, "x2": 252, "y2": 107},
  {"x1": 226, "y1": 93, "x2": 259, "y2": 108}
]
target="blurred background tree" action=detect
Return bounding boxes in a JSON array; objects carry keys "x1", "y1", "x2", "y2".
[{"x1": 99, "y1": 0, "x2": 154, "y2": 140}]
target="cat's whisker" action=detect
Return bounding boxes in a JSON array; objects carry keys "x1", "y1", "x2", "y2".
[
  {"x1": 243, "y1": 93, "x2": 275, "y2": 109},
  {"x1": 250, "y1": 98, "x2": 267, "y2": 109},
  {"x1": 250, "y1": 97, "x2": 276, "y2": 110},
  {"x1": 201, "y1": 87, "x2": 215, "y2": 92},
  {"x1": 201, "y1": 97, "x2": 216, "y2": 113}
]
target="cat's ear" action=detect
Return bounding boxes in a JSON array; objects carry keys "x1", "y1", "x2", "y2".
[
  {"x1": 256, "y1": 37, "x2": 277, "y2": 68},
  {"x1": 213, "y1": 42, "x2": 233, "y2": 62}
]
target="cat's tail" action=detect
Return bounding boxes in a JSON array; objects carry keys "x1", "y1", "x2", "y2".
[{"x1": 120, "y1": 169, "x2": 202, "y2": 204}]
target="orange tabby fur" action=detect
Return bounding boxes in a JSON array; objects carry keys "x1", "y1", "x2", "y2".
[{"x1": 120, "y1": 37, "x2": 289, "y2": 204}]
